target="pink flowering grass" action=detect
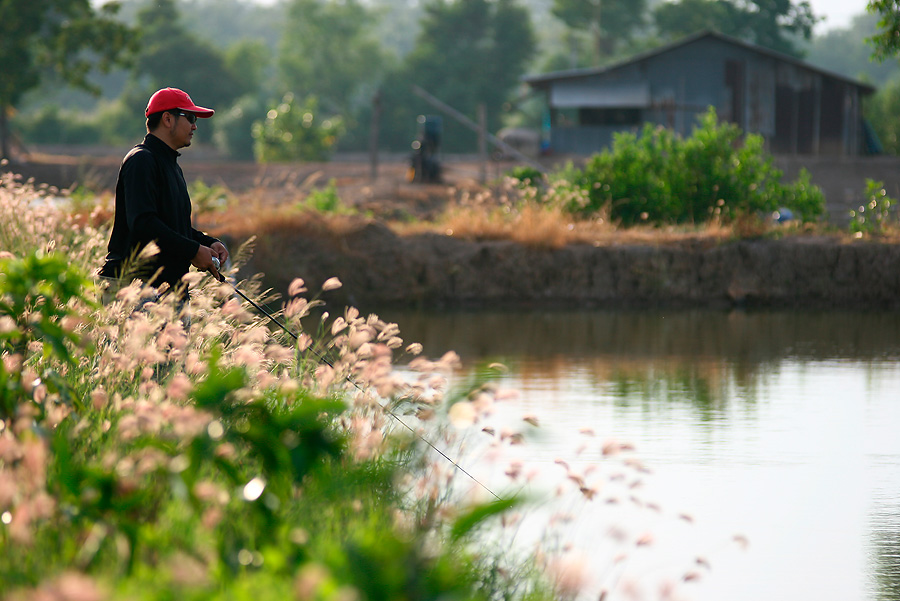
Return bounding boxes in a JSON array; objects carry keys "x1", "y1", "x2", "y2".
[{"x1": 0, "y1": 173, "x2": 737, "y2": 601}]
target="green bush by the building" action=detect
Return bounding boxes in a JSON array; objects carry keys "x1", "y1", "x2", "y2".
[{"x1": 550, "y1": 108, "x2": 825, "y2": 226}]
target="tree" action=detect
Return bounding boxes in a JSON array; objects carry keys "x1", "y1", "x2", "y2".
[
  {"x1": 225, "y1": 39, "x2": 273, "y2": 96},
  {"x1": 0, "y1": 0, "x2": 132, "y2": 159},
  {"x1": 369, "y1": 0, "x2": 426, "y2": 59},
  {"x1": 747, "y1": 0, "x2": 819, "y2": 55},
  {"x1": 101, "y1": 0, "x2": 253, "y2": 147},
  {"x1": 654, "y1": 0, "x2": 820, "y2": 57},
  {"x1": 174, "y1": 0, "x2": 287, "y2": 53},
  {"x1": 551, "y1": 0, "x2": 648, "y2": 64},
  {"x1": 654, "y1": 0, "x2": 746, "y2": 40},
  {"x1": 867, "y1": 0, "x2": 900, "y2": 60},
  {"x1": 865, "y1": 78, "x2": 900, "y2": 154},
  {"x1": 132, "y1": 0, "x2": 246, "y2": 109},
  {"x1": 278, "y1": 0, "x2": 392, "y2": 117},
  {"x1": 803, "y1": 12, "x2": 899, "y2": 85},
  {"x1": 377, "y1": 0, "x2": 536, "y2": 152}
]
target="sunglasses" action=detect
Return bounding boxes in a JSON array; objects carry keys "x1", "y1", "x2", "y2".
[{"x1": 170, "y1": 111, "x2": 198, "y2": 124}]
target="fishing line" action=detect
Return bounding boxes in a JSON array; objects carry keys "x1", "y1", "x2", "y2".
[{"x1": 210, "y1": 261, "x2": 502, "y2": 501}]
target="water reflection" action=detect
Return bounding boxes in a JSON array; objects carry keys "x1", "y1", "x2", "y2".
[
  {"x1": 385, "y1": 308, "x2": 900, "y2": 364},
  {"x1": 380, "y1": 308, "x2": 900, "y2": 601},
  {"x1": 871, "y1": 501, "x2": 900, "y2": 601},
  {"x1": 385, "y1": 308, "x2": 900, "y2": 415}
]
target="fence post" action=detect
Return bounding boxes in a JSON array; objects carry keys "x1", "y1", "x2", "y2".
[
  {"x1": 369, "y1": 90, "x2": 382, "y2": 181},
  {"x1": 478, "y1": 103, "x2": 487, "y2": 184}
]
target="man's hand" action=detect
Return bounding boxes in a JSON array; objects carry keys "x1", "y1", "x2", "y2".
[
  {"x1": 211, "y1": 241, "x2": 229, "y2": 264},
  {"x1": 192, "y1": 245, "x2": 222, "y2": 280}
]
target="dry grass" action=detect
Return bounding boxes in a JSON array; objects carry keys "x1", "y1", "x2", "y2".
[
  {"x1": 402, "y1": 204, "x2": 576, "y2": 249},
  {"x1": 210, "y1": 187, "x2": 848, "y2": 254},
  {"x1": 184, "y1": 162, "x2": 890, "y2": 250},
  {"x1": 266, "y1": 198, "x2": 769, "y2": 250},
  {"x1": 212, "y1": 201, "x2": 363, "y2": 241},
  {"x1": 14, "y1": 152, "x2": 877, "y2": 247},
  {"x1": 212, "y1": 179, "x2": 746, "y2": 250}
]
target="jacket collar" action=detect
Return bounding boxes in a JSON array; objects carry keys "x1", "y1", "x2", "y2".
[{"x1": 144, "y1": 133, "x2": 181, "y2": 160}]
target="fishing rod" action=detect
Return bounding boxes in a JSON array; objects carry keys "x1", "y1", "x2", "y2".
[{"x1": 210, "y1": 258, "x2": 502, "y2": 501}]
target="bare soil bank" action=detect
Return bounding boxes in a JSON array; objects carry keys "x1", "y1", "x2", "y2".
[
  {"x1": 223, "y1": 221, "x2": 900, "y2": 311},
  {"x1": 9, "y1": 149, "x2": 900, "y2": 311}
]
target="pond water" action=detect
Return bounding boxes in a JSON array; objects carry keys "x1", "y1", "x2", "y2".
[{"x1": 380, "y1": 308, "x2": 900, "y2": 601}]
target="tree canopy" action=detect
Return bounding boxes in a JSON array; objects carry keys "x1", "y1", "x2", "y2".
[
  {"x1": 377, "y1": 0, "x2": 536, "y2": 152},
  {"x1": 6, "y1": 0, "x2": 894, "y2": 159},
  {"x1": 0, "y1": 0, "x2": 133, "y2": 159},
  {"x1": 278, "y1": 0, "x2": 392, "y2": 117},
  {"x1": 654, "y1": 0, "x2": 820, "y2": 57},
  {"x1": 551, "y1": 0, "x2": 648, "y2": 63},
  {"x1": 133, "y1": 0, "x2": 246, "y2": 108},
  {"x1": 867, "y1": 0, "x2": 900, "y2": 59},
  {"x1": 803, "y1": 12, "x2": 897, "y2": 82}
]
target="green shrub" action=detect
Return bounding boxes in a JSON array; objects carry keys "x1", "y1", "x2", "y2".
[
  {"x1": 0, "y1": 253, "x2": 96, "y2": 421},
  {"x1": 507, "y1": 166, "x2": 545, "y2": 187},
  {"x1": 252, "y1": 93, "x2": 344, "y2": 163},
  {"x1": 300, "y1": 179, "x2": 356, "y2": 215},
  {"x1": 849, "y1": 179, "x2": 896, "y2": 236},
  {"x1": 188, "y1": 179, "x2": 233, "y2": 215},
  {"x1": 549, "y1": 108, "x2": 825, "y2": 226}
]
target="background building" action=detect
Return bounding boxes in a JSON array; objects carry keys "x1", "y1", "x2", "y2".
[{"x1": 524, "y1": 31, "x2": 878, "y2": 157}]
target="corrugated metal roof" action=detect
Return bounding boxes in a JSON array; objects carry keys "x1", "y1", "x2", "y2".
[{"x1": 523, "y1": 30, "x2": 876, "y2": 94}]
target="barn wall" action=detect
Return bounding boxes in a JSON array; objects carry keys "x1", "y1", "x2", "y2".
[{"x1": 539, "y1": 36, "x2": 870, "y2": 157}]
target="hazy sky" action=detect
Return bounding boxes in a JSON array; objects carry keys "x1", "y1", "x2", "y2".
[
  {"x1": 808, "y1": 0, "x2": 871, "y2": 31},
  {"x1": 247, "y1": 0, "x2": 875, "y2": 33},
  {"x1": 92, "y1": 0, "x2": 874, "y2": 34}
]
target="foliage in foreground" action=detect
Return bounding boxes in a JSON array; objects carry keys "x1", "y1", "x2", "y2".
[
  {"x1": 0, "y1": 172, "x2": 537, "y2": 601},
  {"x1": 543, "y1": 108, "x2": 825, "y2": 226},
  {"x1": 0, "y1": 170, "x2": 740, "y2": 601}
]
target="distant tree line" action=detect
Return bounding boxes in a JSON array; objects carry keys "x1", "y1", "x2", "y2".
[{"x1": 4, "y1": 0, "x2": 900, "y2": 161}]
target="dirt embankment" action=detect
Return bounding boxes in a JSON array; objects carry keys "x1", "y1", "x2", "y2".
[
  {"x1": 8, "y1": 150, "x2": 900, "y2": 311},
  {"x1": 222, "y1": 220, "x2": 900, "y2": 311}
]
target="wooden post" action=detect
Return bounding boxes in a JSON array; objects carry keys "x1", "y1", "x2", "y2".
[
  {"x1": 0, "y1": 106, "x2": 10, "y2": 162},
  {"x1": 812, "y1": 78, "x2": 821, "y2": 156},
  {"x1": 478, "y1": 103, "x2": 487, "y2": 184},
  {"x1": 792, "y1": 88, "x2": 799, "y2": 155},
  {"x1": 369, "y1": 90, "x2": 382, "y2": 181}
]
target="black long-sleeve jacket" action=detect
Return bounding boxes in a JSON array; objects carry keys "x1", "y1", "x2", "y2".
[{"x1": 100, "y1": 133, "x2": 219, "y2": 289}]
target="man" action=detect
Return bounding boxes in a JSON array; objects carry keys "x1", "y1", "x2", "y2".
[{"x1": 98, "y1": 87, "x2": 228, "y2": 299}]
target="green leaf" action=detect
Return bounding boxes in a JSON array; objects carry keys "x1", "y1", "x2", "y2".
[{"x1": 450, "y1": 497, "x2": 519, "y2": 542}]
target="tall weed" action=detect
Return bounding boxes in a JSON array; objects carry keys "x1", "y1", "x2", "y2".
[
  {"x1": 0, "y1": 173, "x2": 737, "y2": 601},
  {"x1": 849, "y1": 179, "x2": 896, "y2": 237}
]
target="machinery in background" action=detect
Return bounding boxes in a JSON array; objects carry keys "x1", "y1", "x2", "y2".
[{"x1": 408, "y1": 114, "x2": 442, "y2": 183}]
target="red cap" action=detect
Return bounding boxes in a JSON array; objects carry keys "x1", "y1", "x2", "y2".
[{"x1": 145, "y1": 87, "x2": 215, "y2": 118}]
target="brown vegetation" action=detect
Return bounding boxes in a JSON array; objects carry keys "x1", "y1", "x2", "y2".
[{"x1": 9, "y1": 150, "x2": 900, "y2": 311}]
